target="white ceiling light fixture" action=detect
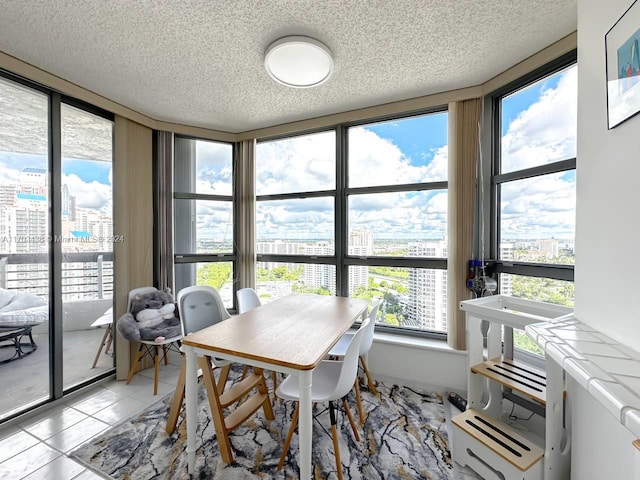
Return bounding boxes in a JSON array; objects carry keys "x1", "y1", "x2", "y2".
[{"x1": 264, "y1": 36, "x2": 334, "y2": 88}]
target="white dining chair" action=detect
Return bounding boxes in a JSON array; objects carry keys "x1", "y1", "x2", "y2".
[
  {"x1": 236, "y1": 287, "x2": 261, "y2": 313},
  {"x1": 327, "y1": 302, "x2": 379, "y2": 425},
  {"x1": 276, "y1": 316, "x2": 370, "y2": 479},
  {"x1": 236, "y1": 287, "x2": 279, "y2": 394},
  {"x1": 166, "y1": 285, "x2": 275, "y2": 461}
]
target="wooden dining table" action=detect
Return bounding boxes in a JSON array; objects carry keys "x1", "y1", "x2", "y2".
[{"x1": 181, "y1": 293, "x2": 369, "y2": 478}]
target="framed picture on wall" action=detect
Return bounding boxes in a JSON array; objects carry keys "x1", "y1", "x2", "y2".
[{"x1": 606, "y1": 0, "x2": 640, "y2": 129}]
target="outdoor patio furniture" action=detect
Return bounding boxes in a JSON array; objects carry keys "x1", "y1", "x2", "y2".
[
  {"x1": 90, "y1": 307, "x2": 113, "y2": 368},
  {"x1": 0, "y1": 288, "x2": 48, "y2": 364}
]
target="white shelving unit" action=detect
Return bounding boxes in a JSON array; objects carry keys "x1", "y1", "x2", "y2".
[{"x1": 452, "y1": 295, "x2": 573, "y2": 480}]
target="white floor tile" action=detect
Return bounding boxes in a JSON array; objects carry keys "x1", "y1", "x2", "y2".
[
  {"x1": 0, "y1": 429, "x2": 40, "y2": 463},
  {"x1": 0, "y1": 442, "x2": 61, "y2": 479},
  {"x1": 44, "y1": 417, "x2": 109, "y2": 453},
  {"x1": 68, "y1": 388, "x2": 124, "y2": 416},
  {"x1": 72, "y1": 468, "x2": 108, "y2": 479},
  {"x1": 18, "y1": 403, "x2": 70, "y2": 429},
  {"x1": 102, "y1": 377, "x2": 153, "y2": 397},
  {"x1": 22, "y1": 455, "x2": 86, "y2": 480},
  {"x1": 91, "y1": 396, "x2": 147, "y2": 425},
  {"x1": 21, "y1": 406, "x2": 88, "y2": 441},
  {"x1": 0, "y1": 424, "x2": 20, "y2": 442}
]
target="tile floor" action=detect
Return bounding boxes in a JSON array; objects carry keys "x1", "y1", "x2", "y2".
[
  {"x1": 0, "y1": 361, "x2": 481, "y2": 480},
  {"x1": 0, "y1": 360, "x2": 182, "y2": 479}
]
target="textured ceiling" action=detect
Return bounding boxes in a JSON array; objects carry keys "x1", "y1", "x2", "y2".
[{"x1": 0, "y1": 1, "x2": 576, "y2": 133}]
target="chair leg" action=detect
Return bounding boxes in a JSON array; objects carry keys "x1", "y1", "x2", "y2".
[
  {"x1": 354, "y1": 378, "x2": 365, "y2": 426},
  {"x1": 278, "y1": 402, "x2": 299, "y2": 470},
  {"x1": 154, "y1": 345, "x2": 161, "y2": 395},
  {"x1": 126, "y1": 344, "x2": 144, "y2": 384},
  {"x1": 91, "y1": 326, "x2": 111, "y2": 368},
  {"x1": 216, "y1": 363, "x2": 231, "y2": 393},
  {"x1": 199, "y1": 355, "x2": 234, "y2": 464},
  {"x1": 342, "y1": 398, "x2": 360, "y2": 442},
  {"x1": 329, "y1": 401, "x2": 343, "y2": 480},
  {"x1": 360, "y1": 356, "x2": 376, "y2": 394},
  {"x1": 163, "y1": 345, "x2": 169, "y2": 365},
  {"x1": 104, "y1": 325, "x2": 113, "y2": 354},
  {"x1": 254, "y1": 367, "x2": 275, "y2": 420},
  {"x1": 240, "y1": 364, "x2": 249, "y2": 380},
  {"x1": 166, "y1": 355, "x2": 186, "y2": 434}
]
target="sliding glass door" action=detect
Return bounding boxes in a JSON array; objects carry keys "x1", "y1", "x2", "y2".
[
  {"x1": 0, "y1": 74, "x2": 114, "y2": 422},
  {"x1": 61, "y1": 103, "x2": 114, "y2": 390},
  {"x1": 0, "y1": 77, "x2": 51, "y2": 418}
]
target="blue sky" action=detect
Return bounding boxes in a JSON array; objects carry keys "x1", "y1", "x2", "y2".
[
  {"x1": 367, "y1": 111, "x2": 448, "y2": 167},
  {"x1": 501, "y1": 73, "x2": 562, "y2": 136},
  {"x1": 63, "y1": 159, "x2": 110, "y2": 184},
  {"x1": 0, "y1": 152, "x2": 111, "y2": 185}
]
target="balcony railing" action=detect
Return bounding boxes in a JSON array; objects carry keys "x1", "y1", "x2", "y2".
[{"x1": 0, "y1": 252, "x2": 114, "y2": 300}]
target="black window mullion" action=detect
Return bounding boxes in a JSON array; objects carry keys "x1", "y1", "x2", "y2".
[
  {"x1": 494, "y1": 158, "x2": 576, "y2": 184},
  {"x1": 49, "y1": 92, "x2": 63, "y2": 400},
  {"x1": 336, "y1": 126, "x2": 346, "y2": 296}
]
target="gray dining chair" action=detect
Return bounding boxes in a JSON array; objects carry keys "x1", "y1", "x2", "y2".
[{"x1": 166, "y1": 285, "x2": 275, "y2": 466}]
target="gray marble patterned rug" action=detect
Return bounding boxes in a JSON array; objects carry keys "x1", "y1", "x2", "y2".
[{"x1": 71, "y1": 370, "x2": 453, "y2": 479}]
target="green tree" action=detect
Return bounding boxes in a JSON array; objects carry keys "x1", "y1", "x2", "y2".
[
  {"x1": 511, "y1": 276, "x2": 574, "y2": 307},
  {"x1": 197, "y1": 263, "x2": 233, "y2": 290}
]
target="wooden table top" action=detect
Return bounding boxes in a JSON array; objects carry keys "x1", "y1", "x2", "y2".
[{"x1": 182, "y1": 294, "x2": 369, "y2": 371}]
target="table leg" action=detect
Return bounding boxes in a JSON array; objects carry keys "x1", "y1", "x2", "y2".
[
  {"x1": 186, "y1": 347, "x2": 197, "y2": 474},
  {"x1": 298, "y1": 369, "x2": 312, "y2": 480}
]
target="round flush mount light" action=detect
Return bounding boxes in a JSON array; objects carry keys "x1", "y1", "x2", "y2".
[{"x1": 264, "y1": 36, "x2": 334, "y2": 88}]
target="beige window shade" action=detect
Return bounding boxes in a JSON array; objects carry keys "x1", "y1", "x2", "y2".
[
  {"x1": 235, "y1": 139, "x2": 256, "y2": 289},
  {"x1": 447, "y1": 98, "x2": 481, "y2": 350}
]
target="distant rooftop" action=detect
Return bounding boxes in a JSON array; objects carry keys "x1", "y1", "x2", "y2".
[{"x1": 22, "y1": 167, "x2": 46, "y2": 174}]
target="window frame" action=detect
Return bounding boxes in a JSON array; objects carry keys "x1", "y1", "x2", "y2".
[
  {"x1": 172, "y1": 134, "x2": 237, "y2": 308},
  {"x1": 486, "y1": 50, "x2": 577, "y2": 284},
  {"x1": 255, "y1": 107, "x2": 449, "y2": 339},
  {"x1": 479, "y1": 51, "x2": 577, "y2": 368}
]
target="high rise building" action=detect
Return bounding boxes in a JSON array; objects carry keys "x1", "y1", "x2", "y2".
[
  {"x1": 539, "y1": 239, "x2": 559, "y2": 258},
  {"x1": 499, "y1": 243, "x2": 513, "y2": 295},
  {"x1": 405, "y1": 239, "x2": 447, "y2": 331}
]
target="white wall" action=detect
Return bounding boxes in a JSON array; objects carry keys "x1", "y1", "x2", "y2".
[
  {"x1": 576, "y1": 0, "x2": 640, "y2": 352},
  {"x1": 572, "y1": 1, "x2": 640, "y2": 477},
  {"x1": 569, "y1": 378, "x2": 637, "y2": 479},
  {"x1": 368, "y1": 335, "x2": 467, "y2": 393}
]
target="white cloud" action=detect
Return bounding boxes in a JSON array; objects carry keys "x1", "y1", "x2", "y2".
[
  {"x1": 501, "y1": 174, "x2": 575, "y2": 239},
  {"x1": 349, "y1": 128, "x2": 447, "y2": 187},
  {"x1": 254, "y1": 126, "x2": 449, "y2": 240},
  {"x1": 499, "y1": 66, "x2": 578, "y2": 240},
  {"x1": 63, "y1": 173, "x2": 111, "y2": 211},
  {"x1": 194, "y1": 140, "x2": 233, "y2": 195},
  {"x1": 501, "y1": 67, "x2": 577, "y2": 172}
]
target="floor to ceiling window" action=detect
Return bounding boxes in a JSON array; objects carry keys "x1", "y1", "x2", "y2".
[
  {"x1": 173, "y1": 136, "x2": 235, "y2": 308},
  {"x1": 60, "y1": 103, "x2": 114, "y2": 390},
  {"x1": 489, "y1": 53, "x2": 577, "y2": 355},
  {"x1": 255, "y1": 130, "x2": 337, "y2": 300},
  {"x1": 255, "y1": 109, "x2": 448, "y2": 336},
  {"x1": 0, "y1": 73, "x2": 114, "y2": 422}
]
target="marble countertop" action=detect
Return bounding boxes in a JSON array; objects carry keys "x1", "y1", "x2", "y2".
[{"x1": 525, "y1": 317, "x2": 640, "y2": 439}]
